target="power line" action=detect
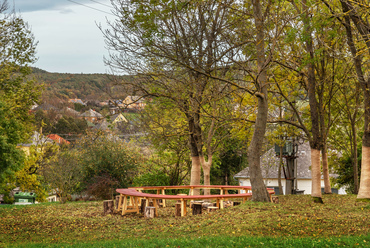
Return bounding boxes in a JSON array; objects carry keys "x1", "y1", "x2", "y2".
[
  {"x1": 89, "y1": 0, "x2": 112, "y2": 8},
  {"x1": 67, "y1": 0, "x2": 114, "y2": 16}
]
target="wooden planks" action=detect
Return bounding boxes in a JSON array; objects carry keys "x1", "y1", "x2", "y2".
[{"x1": 116, "y1": 186, "x2": 275, "y2": 217}]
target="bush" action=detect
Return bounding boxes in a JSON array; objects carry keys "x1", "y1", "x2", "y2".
[{"x1": 78, "y1": 134, "x2": 140, "y2": 199}]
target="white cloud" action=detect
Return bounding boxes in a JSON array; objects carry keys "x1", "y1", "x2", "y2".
[
  {"x1": 12, "y1": 0, "x2": 94, "y2": 13},
  {"x1": 18, "y1": 0, "x2": 114, "y2": 73}
]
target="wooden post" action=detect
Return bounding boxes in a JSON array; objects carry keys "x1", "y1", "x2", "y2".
[
  {"x1": 140, "y1": 199, "x2": 146, "y2": 214},
  {"x1": 152, "y1": 198, "x2": 159, "y2": 217},
  {"x1": 180, "y1": 199, "x2": 187, "y2": 217},
  {"x1": 220, "y1": 189, "x2": 224, "y2": 208},
  {"x1": 161, "y1": 189, "x2": 166, "y2": 208},
  {"x1": 175, "y1": 203, "x2": 181, "y2": 217},
  {"x1": 103, "y1": 200, "x2": 114, "y2": 215},
  {"x1": 117, "y1": 194, "x2": 123, "y2": 211},
  {"x1": 144, "y1": 206, "x2": 156, "y2": 218},
  {"x1": 122, "y1": 195, "x2": 128, "y2": 215},
  {"x1": 192, "y1": 203, "x2": 202, "y2": 215}
]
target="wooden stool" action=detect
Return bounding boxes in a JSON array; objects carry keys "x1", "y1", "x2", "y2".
[
  {"x1": 144, "y1": 206, "x2": 156, "y2": 218},
  {"x1": 103, "y1": 200, "x2": 114, "y2": 215},
  {"x1": 207, "y1": 206, "x2": 218, "y2": 212},
  {"x1": 175, "y1": 203, "x2": 181, "y2": 217},
  {"x1": 192, "y1": 203, "x2": 202, "y2": 215}
]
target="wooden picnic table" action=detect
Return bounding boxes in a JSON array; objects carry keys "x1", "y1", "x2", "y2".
[{"x1": 117, "y1": 185, "x2": 275, "y2": 217}]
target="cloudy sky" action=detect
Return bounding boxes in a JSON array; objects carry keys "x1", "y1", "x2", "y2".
[{"x1": 11, "y1": 0, "x2": 114, "y2": 74}]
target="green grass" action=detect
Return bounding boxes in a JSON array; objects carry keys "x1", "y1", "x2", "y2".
[{"x1": 1, "y1": 194, "x2": 369, "y2": 247}]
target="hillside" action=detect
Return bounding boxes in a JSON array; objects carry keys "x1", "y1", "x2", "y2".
[{"x1": 31, "y1": 67, "x2": 132, "y2": 102}]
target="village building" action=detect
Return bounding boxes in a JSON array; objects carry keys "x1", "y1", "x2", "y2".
[
  {"x1": 80, "y1": 109, "x2": 103, "y2": 123},
  {"x1": 68, "y1": 98, "x2": 85, "y2": 105},
  {"x1": 46, "y1": 134, "x2": 70, "y2": 145},
  {"x1": 122, "y1": 96, "x2": 145, "y2": 110},
  {"x1": 234, "y1": 142, "x2": 346, "y2": 195}
]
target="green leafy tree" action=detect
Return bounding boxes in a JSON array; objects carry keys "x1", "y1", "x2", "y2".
[
  {"x1": 78, "y1": 133, "x2": 140, "y2": 200},
  {"x1": 42, "y1": 148, "x2": 83, "y2": 203},
  {"x1": 0, "y1": 2, "x2": 41, "y2": 195}
]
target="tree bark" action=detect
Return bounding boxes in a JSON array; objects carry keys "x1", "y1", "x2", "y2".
[
  {"x1": 103, "y1": 200, "x2": 114, "y2": 215},
  {"x1": 352, "y1": 123, "x2": 359, "y2": 194},
  {"x1": 140, "y1": 199, "x2": 146, "y2": 214},
  {"x1": 175, "y1": 203, "x2": 181, "y2": 217},
  {"x1": 340, "y1": 0, "x2": 370, "y2": 200},
  {"x1": 188, "y1": 112, "x2": 203, "y2": 196},
  {"x1": 192, "y1": 203, "x2": 202, "y2": 215},
  {"x1": 144, "y1": 206, "x2": 156, "y2": 218},
  {"x1": 247, "y1": 0, "x2": 271, "y2": 202},
  {"x1": 311, "y1": 148, "x2": 323, "y2": 202},
  {"x1": 200, "y1": 156, "x2": 212, "y2": 195},
  {"x1": 358, "y1": 146, "x2": 370, "y2": 199},
  {"x1": 190, "y1": 156, "x2": 201, "y2": 195},
  {"x1": 302, "y1": 0, "x2": 323, "y2": 202},
  {"x1": 322, "y1": 144, "x2": 332, "y2": 194}
]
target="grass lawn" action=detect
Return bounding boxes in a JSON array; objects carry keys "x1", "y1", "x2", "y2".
[{"x1": 0, "y1": 194, "x2": 369, "y2": 247}]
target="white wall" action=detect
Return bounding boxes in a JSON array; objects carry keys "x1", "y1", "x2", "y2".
[{"x1": 238, "y1": 178, "x2": 345, "y2": 195}]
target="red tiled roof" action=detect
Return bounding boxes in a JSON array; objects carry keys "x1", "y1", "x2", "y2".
[{"x1": 46, "y1": 134, "x2": 70, "y2": 145}]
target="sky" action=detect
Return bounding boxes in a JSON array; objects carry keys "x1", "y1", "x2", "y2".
[{"x1": 10, "y1": 0, "x2": 115, "y2": 74}]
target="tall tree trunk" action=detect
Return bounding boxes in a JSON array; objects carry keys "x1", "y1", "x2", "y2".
[
  {"x1": 322, "y1": 144, "x2": 331, "y2": 194},
  {"x1": 200, "y1": 156, "x2": 212, "y2": 195},
  {"x1": 359, "y1": 94, "x2": 370, "y2": 200},
  {"x1": 247, "y1": 0, "x2": 270, "y2": 202},
  {"x1": 188, "y1": 116, "x2": 203, "y2": 195},
  {"x1": 278, "y1": 107, "x2": 284, "y2": 195},
  {"x1": 302, "y1": 0, "x2": 323, "y2": 203},
  {"x1": 340, "y1": 1, "x2": 370, "y2": 200},
  {"x1": 352, "y1": 122, "x2": 359, "y2": 194},
  {"x1": 311, "y1": 148, "x2": 322, "y2": 201}
]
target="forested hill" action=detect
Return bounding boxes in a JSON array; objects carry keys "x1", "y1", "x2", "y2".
[{"x1": 31, "y1": 67, "x2": 131, "y2": 102}]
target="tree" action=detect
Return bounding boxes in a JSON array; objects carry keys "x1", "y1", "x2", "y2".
[
  {"x1": 321, "y1": 0, "x2": 370, "y2": 200},
  {"x1": 103, "y1": 0, "x2": 239, "y2": 195},
  {"x1": 42, "y1": 148, "x2": 83, "y2": 203},
  {"x1": 0, "y1": 1, "x2": 41, "y2": 191},
  {"x1": 78, "y1": 133, "x2": 140, "y2": 199},
  {"x1": 269, "y1": 0, "x2": 352, "y2": 202},
  {"x1": 338, "y1": 0, "x2": 370, "y2": 201}
]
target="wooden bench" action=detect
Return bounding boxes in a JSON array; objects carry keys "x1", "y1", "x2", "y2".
[
  {"x1": 128, "y1": 185, "x2": 254, "y2": 208},
  {"x1": 116, "y1": 186, "x2": 275, "y2": 217}
]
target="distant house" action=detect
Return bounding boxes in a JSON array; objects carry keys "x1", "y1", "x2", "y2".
[
  {"x1": 18, "y1": 131, "x2": 54, "y2": 155},
  {"x1": 32, "y1": 103, "x2": 58, "y2": 112},
  {"x1": 47, "y1": 134, "x2": 70, "y2": 145},
  {"x1": 61, "y1": 107, "x2": 80, "y2": 117},
  {"x1": 234, "y1": 142, "x2": 346, "y2": 195},
  {"x1": 122, "y1": 96, "x2": 145, "y2": 110},
  {"x1": 109, "y1": 107, "x2": 119, "y2": 115},
  {"x1": 111, "y1": 113, "x2": 128, "y2": 124},
  {"x1": 93, "y1": 113, "x2": 128, "y2": 131},
  {"x1": 31, "y1": 103, "x2": 39, "y2": 110},
  {"x1": 98, "y1": 101, "x2": 109, "y2": 107},
  {"x1": 92, "y1": 119, "x2": 111, "y2": 131},
  {"x1": 80, "y1": 109, "x2": 103, "y2": 123},
  {"x1": 69, "y1": 98, "x2": 86, "y2": 105}
]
